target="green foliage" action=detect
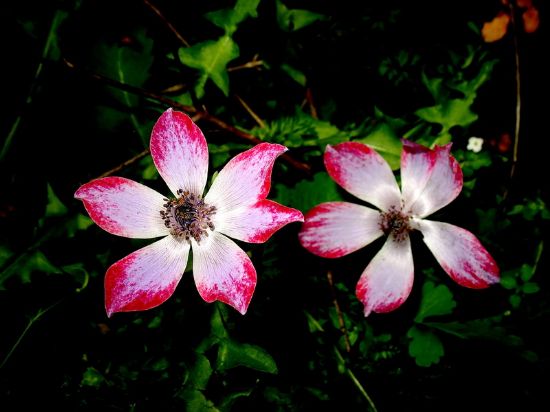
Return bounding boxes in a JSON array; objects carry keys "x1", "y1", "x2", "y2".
[
  {"x1": 275, "y1": 0, "x2": 327, "y2": 32},
  {"x1": 407, "y1": 326, "x2": 444, "y2": 367},
  {"x1": 414, "y1": 281, "x2": 457, "y2": 323},
  {"x1": 356, "y1": 123, "x2": 402, "y2": 170},
  {"x1": 205, "y1": 0, "x2": 260, "y2": 35},
  {"x1": 217, "y1": 339, "x2": 278, "y2": 374},
  {"x1": 275, "y1": 172, "x2": 343, "y2": 212}
]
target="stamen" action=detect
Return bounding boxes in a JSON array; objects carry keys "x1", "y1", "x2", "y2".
[
  {"x1": 159, "y1": 190, "x2": 216, "y2": 243},
  {"x1": 379, "y1": 206, "x2": 411, "y2": 242}
]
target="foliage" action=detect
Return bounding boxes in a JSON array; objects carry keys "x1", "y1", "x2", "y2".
[{"x1": 1, "y1": 0, "x2": 547, "y2": 410}]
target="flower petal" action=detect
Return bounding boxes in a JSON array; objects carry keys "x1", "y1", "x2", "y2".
[
  {"x1": 324, "y1": 142, "x2": 401, "y2": 211},
  {"x1": 356, "y1": 235, "x2": 414, "y2": 317},
  {"x1": 299, "y1": 202, "x2": 383, "y2": 258},
  {"x1": 405, "y1": 143, "x2": 463, "y2": 218},
  {"x1": 205, "y1": 143, "x2": 287, "y2": 214},
  {"x1": 75, "y1": 177, "x2": 168, "y2": 238},
  {"x1": 192, "y1": 232, "x2": 256, "y2": 314},
  {"x1": 105, "y1": 236, "x2": 190, "y2": 316},
  {"x1": 216, "y1": 200, "x2": 303, "y2": 243},
  {"x1": 417, "y1": 219, "x2": 499, "y2": 288},
  {"x1": 400, "y1": 139, "x2": 436, "y2": 212},
  {"x1": 150, "y1": 109, "x2": 209, "y2": 197}
]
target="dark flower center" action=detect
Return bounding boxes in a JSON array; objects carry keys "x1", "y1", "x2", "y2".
[
  {"x1": 380, "y1": 206, "x2": 411, "y2": 242},
  {"x1": 160, "y1": 189, "x2": 216, "y2": 243}
]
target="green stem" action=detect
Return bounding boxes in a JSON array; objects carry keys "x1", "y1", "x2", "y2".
[{"x1": 0, "y1": 300, "x2": 60, "y2": 369}]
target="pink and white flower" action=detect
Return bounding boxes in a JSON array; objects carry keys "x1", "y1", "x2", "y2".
[
  {"x1": 75, "y1": 109, "x2": 303, "y2": 316},
  {"x1": 299, "y1": 140, "x2": 499, "y2": 316}
]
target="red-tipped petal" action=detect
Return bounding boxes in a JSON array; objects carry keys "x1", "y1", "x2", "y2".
[
  {"x1": 75, "y1": 177, "x2": 168, "y2": 239},
  {"x1": 205, "y1": 143, "x2": 287, "y2": 214},
  {"x1": 400, "y1": 139, "x2": 436, "y2": 211},
  {"x1": 150, "y1": 109, "x2": 209, "y2": 197},
  {"x1": 192, "y1": 232, "x2": 257, "y2": 314},
  {"x1": 217, "y1": 199, "x2": 303, "y2": 244},
  {"x1": 299, "y1": 202, "x2": 383, "y2": 258},
  {"x1": 356, "y1": 235, "x2": 414, "y2": 317},
  {"x1": 405, "y1": 143, "x2": 463, "y2": 218},
  {"x1": 324, "y1": 142, "x2": 401, "y2": 211},
  {"x1": 417, "y1": 219, "x2": 499, "y2": 288},
  {"x1": 105, "y1": 236, "x2": 190, "y2": 316}
]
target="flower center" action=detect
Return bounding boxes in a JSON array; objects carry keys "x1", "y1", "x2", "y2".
[
  {"x1": 160, "y1": 189, "x2": 216, "y2": 243},
  {"x1": 380, "y1": 206, "x2": 411, "y2": 242}
]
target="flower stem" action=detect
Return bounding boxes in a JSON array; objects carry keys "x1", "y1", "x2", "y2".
[{"x1": 326, "y1": 270, "x2": 351, "y2": 353}]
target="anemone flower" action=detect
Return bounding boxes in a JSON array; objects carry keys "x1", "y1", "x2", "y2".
[
  {"x1": 299, "y1": 140, "x2": 499, "y2": 316},
  {"x1": 75, "y1": 109, "x2": 303, "y2": 316}
]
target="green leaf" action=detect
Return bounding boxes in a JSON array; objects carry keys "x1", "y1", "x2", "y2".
[
  {"x1": 415, "y1": 98, "x2": 478, "y2": 134},
  {"x1": 356, "y1": 123, "x2": 402, "y2": 170},
  {"x1": 45, "y1": 183, "x2": 68, "y2": 217},
  {"x1": 276, "y1": 0, "x2": 327, "y2": 32},
  {"x1": 61, "y1": 262, "x2": 90, "y2": 292},
  {"x1": 407, "y1": 326, "x2": 444, "y2": 367},
  {"x1": 415, "y1": 281, "x2": 456, "y2": 323},
  {"x1": 179, "y1": 36, "x2": 239, "y2": 98},
  {"x1": 280, "y1": 63, "x2": 307, "y2": 86},
  {"x1": 522, "y1": 282, "x2": 540, "y2": 294},
  {"x1": 216, "y1": 339, "x2": 278, "y2": 374},
  {"x1": 426, "y1": 319, "x2": 523, "y2": 347},
  {"x1": 499, "y1": 272, "x2": 517, "y2": 290},
  {"x1": 205, "y1": 0, "x2": 260, "y2": 35},
  {"x1": 81, "y1": 367, "x2": 105, "y2": 388},
  {"x1": 519, "y1": 264, "x2": 535, "y2": 282},
  {"x1": 218, "y1": 390, "x2": 253, "y2": 411},
  {"x1": 1, "y1": 250, "x2": 62, "y2": 285},
  {"x1": 180, "y1": 389, "x2": 219, "y2": 412},
  {"x1": 275, "y1": 172, "x2": 343, "y2": 212},
  {"x1": 188, "y1": 354, "x2": 213, "y2": 390}
]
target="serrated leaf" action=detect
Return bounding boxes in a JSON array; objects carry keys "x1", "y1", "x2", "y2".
[
  {"x1": 356, "y1": 123, "x2": 402, "y2": 170},
  {"x1": 45, "y1": 183, "x2": 68, "y2": 217},
  {"x1": 415, "y1": 98, "x2": 478, "y2": 135},
  {"x1": 179, "y1": 36, "x2": 239, "y2": 98},
  {"x1": 216, "y1": 339, "x2": 278, "y2": 374},
  {"x1": 415, "y1": 281, "x2": 456, "y2": 323},
  {"x1": 276, "y1": 0, "x2": 327, "y2": 32},
  {"x1": 407, "y1": 326, "x2": 444, "y2": 367},
  {"x1": 275, "y1": 172, "x2": 343, "y2": 212},
  {"x1": 205, "y1": 0, "x2": 260, "y2": 35}
]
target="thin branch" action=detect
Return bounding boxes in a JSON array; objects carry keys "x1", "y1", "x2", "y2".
[
  {"x1": 98, "y1": 149, "x2": 149, "y2": 178},
  {"x1": 235, "y1": 94, "x2": 266, "y2": 128},
  {"x1": 63, "y1": 59, "x2": 311, "y2": 175},
  {"x1": 306, "y1": 88, "x2": 319, "y2": 120},
  {"x1": 326, "y1": 270, "x2": 351, "y2": 353},
  {"x1": 227, "y1": 59, "x2": 265, "y2": 72},
  {"x1": 510, "y1": 2, "x2": 521, "y2": 181},
  {"x1": 143, "y1": 0, "x2": 190, "y2": 47}
]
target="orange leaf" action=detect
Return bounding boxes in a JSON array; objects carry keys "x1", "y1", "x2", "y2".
[
  {"x1": 523, "y1": 7, "x2": 540, "y2": 33},
  {"x1": 482, "y1": 12, "x2": 511, "y2": 43}
]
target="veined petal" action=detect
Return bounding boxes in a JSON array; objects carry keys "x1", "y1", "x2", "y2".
[
  {"x1": 75, "y1": 177, "x2": 168, "y2": 239},
  {"x1": 205, "y1": 143, "x2": 287, "y2": 215},
  {"x1": 405, "y1": 143, "x2": 463, "y2": 218},
  {"x1": 192, "y1": 232, "x2": 256, "y2": 314},
  {"x1": 417, "y1": 219, "x2": 499, "y2": 288},
  {"x1": 400, "y1": 139, "x2": 436, "y2": 212},
  {"x1": 356, "y1": 235, "x2": 414, "y2": 317},
  {"x1": 150, "y1": 109, "x2": 209, "y2": 197},
  {"x1": 299, "y1": 202, "x2": 383, "y2": 258},
  {"x1": 105, "y1": 236, "x2": 190, "y2": 316},
  {"x1": 216, "y1": 200, "x2": 303, "y2": 243},
  {"x1": 324, "y1": 142, "x2": 401, "y2": 211}
]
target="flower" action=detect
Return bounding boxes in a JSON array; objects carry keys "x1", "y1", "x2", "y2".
[
  {"x1": 467, "y1": 136, "x2": 484, "y2": 153},
  {"x1": 299, "y1": 140, "x2": 499, "y2": 316},
  {"x1": 75, "y1": 109, "x2": 303, "y2": 316}
]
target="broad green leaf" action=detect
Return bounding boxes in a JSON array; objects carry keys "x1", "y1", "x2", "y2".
[
  {"x1": 275, "y1": 172, "x2": 343, "y2": 212},
  {"x1": 407, "y1": 326, "x2": 444, "y2": 367},
  {"x1": 356, "y1": 123, "x2": 402, "y2": 170},
  {"x1": 280, "y1": 63, "x2": 307, "y2": 86},
  {"x1": 421, "y1": 71, "x2": 444, "y2": 101},
  {"x1": 205, "y1": 0, "x2": 260, "y2": 35},
  {"x1": 426, "y1": 319, "x2": 523, "y2": 347},
  {"x1": 180, "y1": 389, "x2": 219, "y2": 412},
  {"x1": 216, "y1": 339, "x2": 278, "y2": 374},
  {"x1": 179, "y1": 36, "x2": 240, "y2": 98},
  {"x1": 276, "y1": 0, "x2": 327, "y2": 32},
  {"x1": 218, "y1": 390, "x2": 253, "y2": 411},
  {"x1": 415, "y1": 281, "x2": 456, "y2": 323},
  {"x1": 415, "y1": 98, "x2": 478, "y2": 134},
  {"x1": 66, "y1": 214, "x2": 94, "y2": 238},
  {"x1": 188, "y1": 353, "x2": 213, "y2": 390},
  {"x1": 45, "y1": 183, "x2": 68, "y2": 217}
]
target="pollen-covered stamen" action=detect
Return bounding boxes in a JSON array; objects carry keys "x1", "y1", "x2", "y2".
[
  {"x1": 380, "y1": 206, "x2": 412, "y2": 242},
  {"x1": 160, "y1": 189, "x2": 216, "y2": 243}
]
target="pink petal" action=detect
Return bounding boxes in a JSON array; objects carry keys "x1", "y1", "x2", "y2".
[
  {"x1": 404, "y1": 142, "x2": 463, "y2": 218},
  {"x1": 75, "y1": 177, "x2": 168, "y2": 238},
  {"x1": 205, "y1": 143, "x2": 287, "y2": 214},
  {"x1": 105, "y1": 236, "x2": 190, "y2": 316},
  {"x1": 192, "y1": 232, "x2": 257, "y2": 314},
  {"x1": 324, "y1": 142, "x2": 401, "y2": 211},
  {"x1": 216, "y1": 200, "x2": 304, "y2": 243},
  {"x1": 356, "y1": 235, "x2": 414, "y2": 317},
  {"x1": 417, "y1": 219, "x2": 499, "y2": 288},
  {"x1": 150, "y1": 109, "x2": 209, "y2": 197},
  {"x1": 299, "y1": 202, "x2": 383, "y2": 258}
]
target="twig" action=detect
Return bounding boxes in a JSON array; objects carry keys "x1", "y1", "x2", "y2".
[
  {"x1": 227, "y1": 59, "x2": 265, "y2": 72},
  {"x1": 306, "y1": 88, "x2": 319, "y2": 120},
  {"x1": 326, "y1": 270, "x2": 351, "y2": 353},
  {"x1": 509, "y1": 1, "x2": 521, "y2": 183},
  {"x1": 98, "y1": 148, "x2": 149, "y2": 178},
  {"x1": 143, "y1": 0, "x2": 190, "y2": 47},
  {"x1": 62, "y1": 59, "x2": 311, "y2": 175},
  {"x1": 235, "y1": 94, "x2": 266, "y2": 128}
]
